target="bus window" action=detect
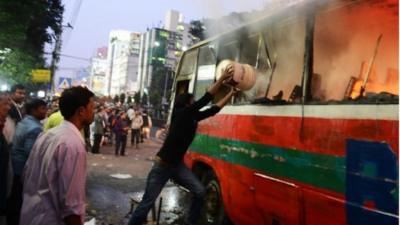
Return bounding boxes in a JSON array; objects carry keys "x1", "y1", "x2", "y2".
[
  {"x1": 262, "y1": 17, "x2": 306, "y2": 104},
  {"x1": 178, "y1": 49, "x2": 198, "y2": 78},
  {"x1": 239, "y1": 35, "x2": 259, "y2": 67},
  {"x1": 313, "y1": 1, "x2": 398, "y2": 103},
  {"x1": 234, "y1": 34, "x2": 273, "y2": 104},
  {"x1": 194, "y1": 44, "x2": 217, "y2": 100},
  {"x1": 218, "y1": 40, "x2": 239, "y2": 62}
]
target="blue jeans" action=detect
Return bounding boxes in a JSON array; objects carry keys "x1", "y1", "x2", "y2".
[{"x1": 128, "y1": 162, "x2": 205, "y2": 225}]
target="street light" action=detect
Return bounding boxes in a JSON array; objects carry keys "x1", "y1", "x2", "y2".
[
  {"x1": 1, "y1": 84, "x2": 8, "y2": 91},
  {"x1": 37, "y1": 90, "x2": 46, "y2": 98}
]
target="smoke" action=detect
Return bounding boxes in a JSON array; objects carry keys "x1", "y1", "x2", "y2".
[
  {"x1": 191, "y1": 0, "x2": 264, "y2": 19},
  {"x1": 266, "y1": 13, "x2": 307, "y2": 101},
  {"x1": 191, "y1": 0, "x2": 398, "y2": 101},
  {"x1": 190, "y1": 0, "x2": 279, "y2": 39}
]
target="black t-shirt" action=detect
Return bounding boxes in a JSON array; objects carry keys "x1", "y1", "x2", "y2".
[
  {"x1": 142, "y1": 115, "x2": 149, "y2": 127},
  {"x1": 156, "y1": 92, "x2": 220, "y2": 165}
]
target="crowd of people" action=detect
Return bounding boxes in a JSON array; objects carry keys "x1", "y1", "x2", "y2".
[
  {"x1": 0, "y1": 65, "x2": 236, "y2": 225},
  {"x1": 89, "y1": 103, "x2": 153, "y2": 155},
  {"x1": 0, "y1": 84, "x2": 153, "y2": 225}
]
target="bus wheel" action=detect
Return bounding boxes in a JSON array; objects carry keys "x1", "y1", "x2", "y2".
[{"x1": 200, "y1": 172, "x2": 231, "y2": 225}]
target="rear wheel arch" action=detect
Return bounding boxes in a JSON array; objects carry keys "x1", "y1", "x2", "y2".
[{"x1": 191, "y1": 161, "x2": 232, "y2": 225}]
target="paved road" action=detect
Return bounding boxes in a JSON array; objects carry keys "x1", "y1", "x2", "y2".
[{"x1": 85, "y1": 137, "x2": 189, "y2": 225}]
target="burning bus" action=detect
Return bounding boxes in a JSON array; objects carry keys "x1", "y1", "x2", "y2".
[{"x1": 170, "y1": 0, "x2": 398, "y2": 224}]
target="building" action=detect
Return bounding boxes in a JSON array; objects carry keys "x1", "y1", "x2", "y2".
[
  {"x1": 165, "y1": 10, "x2": 194, "y2": 50},
  {"x1": 89, "y1": 47, "x2": 108, "y2": 95},
  {"x1": 165, "y1": 10, "x2": 183, "y2": 32},
  {"x1": 137, "y1": 10, "x2": 196, "y2": 102},
  {"x1": 106, "y1": 30, "x2": 141, "y2": 97},
  {"x1": 137, "y1": 28, "x2": 179, "y2": 99}
]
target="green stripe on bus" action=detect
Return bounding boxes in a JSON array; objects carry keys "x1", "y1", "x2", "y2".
[{"x1": 189, "y1": 134, "x2": 346, "y2": 193}]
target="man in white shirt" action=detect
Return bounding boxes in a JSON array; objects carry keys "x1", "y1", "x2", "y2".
[
  {"x1": 20, "y1": 86, "x2": 95, "y2": 225},
  {"x1": 127, "y1": 105, "x2": 135, "y2": 121},
  {"x1": 130, "y1": 111, "x2": 143, "y2": 149}
]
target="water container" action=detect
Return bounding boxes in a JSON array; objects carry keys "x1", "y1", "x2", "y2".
[{"x1": 216, "y1": 60, "x2": 256, "y2": 91}]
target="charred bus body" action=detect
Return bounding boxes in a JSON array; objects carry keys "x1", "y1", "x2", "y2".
[{"x1": 171, "y1": 1, "x2": 398, "y2": 225}]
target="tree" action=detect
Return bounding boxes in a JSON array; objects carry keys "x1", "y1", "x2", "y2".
[
  {"x1": 134, "y1": 92, "x2": 141, "y2": 104},
  {"x1": 149, "y1": 62, "x2": 167, "y2": 109},
  {"x1": 127, "y1": 95, "x2": 132, "y2": 104},
  {"x1": 0, "y1": 49, "x2": 37, "y2": 84},
  {"x1": 148, "y1": 63, "x2": 175, "y2": 119},
  {"x1": 0, "y1": 0, "x2": 64, "y2": 86},
  {"x1": 189, "y1": 20, "x2": 205, "y2": 42},
  {"x1": 141, "y1": 93, "x2": 148, "y2": 106},
  {"x1": 113, "y1": 95, "x2": 119, "y2": 103},
  {"x1": 119, "y1": 93, "x2": 126, "y2": 104}
]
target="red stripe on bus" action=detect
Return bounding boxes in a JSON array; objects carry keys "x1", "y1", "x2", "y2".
[{"x1": 197, "y1": 114, "x2": 398, "y2": 156}]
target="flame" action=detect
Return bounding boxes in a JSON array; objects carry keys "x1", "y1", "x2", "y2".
[
  {"x1": 349, "y1": 62, "x2": 399, "y2": 99},
  {"x1": 314, "y1": 0, "x2": 398, "y2": 101}
]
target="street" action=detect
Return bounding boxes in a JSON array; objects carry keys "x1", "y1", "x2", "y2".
[{"x1": 85, "y1": 135, "x2": 189, "y2": 225}]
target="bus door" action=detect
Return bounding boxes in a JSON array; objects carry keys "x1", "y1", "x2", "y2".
[{"x1": 248, "y1": 15, "x2": 307, "y2": 225}]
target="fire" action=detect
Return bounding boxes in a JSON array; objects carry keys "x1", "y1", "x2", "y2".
[
  {"x1": 314, "y1": 0, "x2": 398, "y2": 101},
  {"x1": 348, "y1": 61, "x2": 399, "y2": 99}
]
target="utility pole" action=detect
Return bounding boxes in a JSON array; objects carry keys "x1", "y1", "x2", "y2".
[
  {"x1": 50, "y1": 23, "x2": 73, "y2": 94},
  {"x1": 162, "y1": 68, "x2": 169, "y2": 104}
]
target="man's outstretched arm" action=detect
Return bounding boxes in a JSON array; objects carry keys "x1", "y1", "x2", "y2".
[
  {"x1": 188, "y1": 65, "x2": 234, "y2": 113},
  {"x1": 195, "y1": 88, "x2": 237, "y2": 121}
]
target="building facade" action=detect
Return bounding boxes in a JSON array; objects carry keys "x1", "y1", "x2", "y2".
[
  {"x1": 106, "y1": 30, "x2": 141, "y2": 97},
  {"x1": 89, "y1": 47, "x2": 108, "y2": 95},
  {"x1": 137, "y1": 10, "x2": 196, "y2": 103}
]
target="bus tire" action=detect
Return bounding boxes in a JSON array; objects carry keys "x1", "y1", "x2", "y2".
[{"x1": 200, "y1": 171, "x2": 231, "y2": 225}]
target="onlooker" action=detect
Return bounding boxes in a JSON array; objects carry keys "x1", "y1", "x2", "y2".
[
  {"x1": 20, "y1": 86, "x2": 95, "y2": 225},
  {"x1": 107, "y1": 109, "x2": 117, "y2": 145},
  {"x1": 84, "y1": 124, "x2": 91, "y2": 152},
  {"x1": 92, "y1": 107, "x2": 105, "y2": 154},
  {"x1": 130, "y1": 111, "x2": 143, "y2": 149},
  {"x1": 49, "y1": 96, "x2": 60, "y2": 115},
  {"x1": 3, "y1": 84, "x2": 25, "y2": 144},
  {"x1": 0, "y1": 92, "x2": 11, "y2": 225},
  {"x1": 113, "y1": 112, "x2": 129, "y2": 156},
  {"x1": 141, "y1": 110, "x2": 152, "y2": 140},
  {"x1": 44, "y1": 105, "x2": 92, "y2": 152},
  {"x1": 127, "y1": 105, "x2": 134, "y2": 122},
  {"x1": 8, "y1": 99, "x2": 47, "y2": 225},
  {"x1": 43, "y1": 110, "x2": 64, "y2": 131}
]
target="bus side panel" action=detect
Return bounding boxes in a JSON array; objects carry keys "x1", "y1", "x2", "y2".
[
  {"x1": 187, "y1": 151, "x2": 350, "y2": 225},
  {"x1": 186, "y1": 151, "x2": 265, "y2": 225},
  {"x1": 303, "y1": 188, "x2": 347, "y2": 225},
  {"x1": 226, "y1": 157, "x2": 261, "y2": 224},
  {"x1": 253, "y1": 172, "x2": 303, "y2": 225},
  {"x1": 192, "y1": 111, "x2": 398, "y2": 224}
]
